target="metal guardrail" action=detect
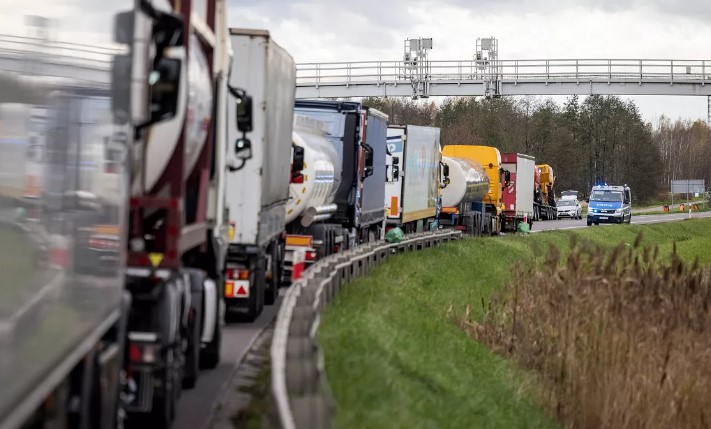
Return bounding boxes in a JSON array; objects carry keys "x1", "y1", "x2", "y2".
[
  {"x1": 270, "y1": 230, "x2": 462, "y2": 429},
  {"x1": 296, "y1": 58, "x2": 711, "y2": 86}
]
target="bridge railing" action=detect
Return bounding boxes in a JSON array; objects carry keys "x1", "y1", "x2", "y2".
[{"x1": 296, "y1": 59, "x2": 711, "y2": 86}]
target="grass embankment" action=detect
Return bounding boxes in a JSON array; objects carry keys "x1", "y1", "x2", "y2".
[
  {"x1": 320, "y1": 218, "x2": 711, "y2": 429},
  {"x1": 0, "y1": 226, "x2": 35, "y2": 311}
]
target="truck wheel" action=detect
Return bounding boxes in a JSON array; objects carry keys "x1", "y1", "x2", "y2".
[
  {"x1": 148, "y1": 349, "x2": 176, "y2": 429},
  {"x1": 587, "y1": 219, "x2": 592, "y2": 226},
  {"x1": 182, "y1": 298, "x2": 202, "y2": 389},
  {"x1": 265, "y1": 245, "x2": 279, "y2": 305},
  {"x1": 276, "y1": 241, "x2": 286, "y2": 288},
  {"x1": 200, "y1": 313, "x2": 221, "y2": 369},
  {"x1": 243, "y1": 257, "x2": 265, "y2": 322},
  {"x1": 183, "y1": 270, "x2": 205, "y2": 389}
]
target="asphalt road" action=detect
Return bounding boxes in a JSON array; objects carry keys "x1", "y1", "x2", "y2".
[
  {"x1": 532, "y1": 211, "x2": 711, "y2": 232},
  {"x1": 172, "y1": 210, "x2": 711, "y2": 429},
  {"x1": 173, "y1": 294, "x2": 283, "y2": 429}
]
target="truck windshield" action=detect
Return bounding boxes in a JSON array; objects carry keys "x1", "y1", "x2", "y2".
[{"x1": 590, "y1": 190, "x2": 623, "y2": 202}]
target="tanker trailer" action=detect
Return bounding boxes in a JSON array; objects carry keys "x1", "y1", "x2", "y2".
[
  {"x1": 122, "y1": 2, "x2": 234, "y2": 425},
  {"x1": 439, "y1": 156, "x2": 491, "y2": 236},
  {"x1": 221, "y1": 28, "x2": 295, "y2": 322},
  {"x1": 283, "y1": 114, "x2": 340, "y2": 281},
  {"x1": 385, "y1": 125, "x2": 442, "y2": 233},
  {"x1": 441, "y1": 145, "x2": 508, "y2": 235},
  {"x1": 293, "y1": 100, "x2": 388, "y2": 249}
]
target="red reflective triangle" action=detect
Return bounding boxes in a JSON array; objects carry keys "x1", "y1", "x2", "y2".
[{"x1": 236, "y1": 285, "x2": 247, "y2": 296}]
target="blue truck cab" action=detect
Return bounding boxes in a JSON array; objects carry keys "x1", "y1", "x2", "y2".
[{"x1": 587, "y1": 184, "x2": 632, "y2": 226}]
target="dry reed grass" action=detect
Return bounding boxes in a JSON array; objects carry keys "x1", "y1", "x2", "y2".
[{"x1": 466, "y1": 233, "x2": 711, "y2": 429}]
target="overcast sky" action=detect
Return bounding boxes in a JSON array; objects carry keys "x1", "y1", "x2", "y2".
[{"x1": 228, "y1": 0, "x2": 711, "y2": 124}]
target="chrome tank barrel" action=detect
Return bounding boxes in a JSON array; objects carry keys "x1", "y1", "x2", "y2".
[
  {"x1": 139, "y1": 33, "x2": 213, "y2": 194},
  {"x1": 286, "y1": 115, "x2": 340, "y2": 226},
  {"x1": 441, "y1": 156, "x2": 490, "y2": 207}
]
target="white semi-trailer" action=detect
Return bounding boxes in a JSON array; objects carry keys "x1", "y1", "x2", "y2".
[
  {"x1": 384, "y1": 125, "x2": 442, "y2": 233},
  {"x1": 222, "y1": 28, "x2": 296, "y2": 322}
]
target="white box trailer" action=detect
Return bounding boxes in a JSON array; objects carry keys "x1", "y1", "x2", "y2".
[
  {"x1": 501, "y1": 152, "x2": 535, "y2": 231},
  {"x1": 385, "y1": 125, "x2": 441, "y2": 232},
  {"x1": 223, "y1": 28, "x2": 296, "y2": 320}
]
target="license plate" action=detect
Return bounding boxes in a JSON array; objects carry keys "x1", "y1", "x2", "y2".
[{"x1": 599, "y1": 216, "x2": 608, "y2": 220}]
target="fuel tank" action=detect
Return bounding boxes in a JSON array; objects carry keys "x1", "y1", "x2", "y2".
[
  {"x1": 286, "y1": 115, "x2": 341, "y2": 227},
  {"x1": 441, "y1": 156, "x2": 490, "y2": 207}
]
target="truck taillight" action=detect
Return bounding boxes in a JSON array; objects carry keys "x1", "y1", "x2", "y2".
[
  {"x1": 129, "y1": 342, "x2": 157, "y2": 364},
  {"x1": 226, "y1": 268, "x2": 249, "y2": 280},
  {"x1": 88, "y1": 237, "x2": 120, "y2": 250},
  {"x1": 305, "y1": 250, "x2": 317, "y2": 261},
  {"x1": 291, "y1": 173, "x2": 304, "y2": 184}
]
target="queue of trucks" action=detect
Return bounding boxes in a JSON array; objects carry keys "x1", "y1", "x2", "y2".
[{"x1": 0, "y1": 2, "x2": 582, "y2": 428}]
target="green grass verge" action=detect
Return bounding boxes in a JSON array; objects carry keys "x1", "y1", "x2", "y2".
[{"x1": 320, "y1": 218, "x2": 711, "y2": 429}]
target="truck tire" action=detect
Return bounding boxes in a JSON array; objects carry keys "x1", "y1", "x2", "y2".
[
  {"x1": 183, "y1": 270, "x2": 205, "y2": 389},
  {"x1": 200, "y1": 274, "x2": 222, "y2": 369},
  {"x1": 148, "y1": 348, "x2": 176, "y2": 429},
  {"x1": 276, "y1": 241, "x2": 286, "y2": 288},
  {"x1": 182, "y1": 299, "x2": 202, "y2": 389},
  {"x1": 243, "y1": 256, "x2": 265, "y2": 322},
  {"x1": 200, "y1": 315, "x2": 221, "y2": 369},
  {"x1": 265, "y1": 244, "x2": 279, "y2": 305}
]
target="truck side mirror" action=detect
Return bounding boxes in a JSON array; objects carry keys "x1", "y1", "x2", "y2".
[
  {"x1": 440, "y1": 162, "x2": 450, "y2": 188},
  {"x1": 236, "y1": 94, "x2": 253, "y2": 133},
  {"x1": 234, "y1": 138, "x2": 252, "y2": 160},
  {"x1": 393, "y1": 166, "x2": 400, "y2": 180},
  {"x1": 504, "y1": 170, "x2": 511, "y2": 183},
  {"x1": 363, "y1": 144, "x2": 374, "y2": 178},
  {"x1": 227, "y1": 85, "x2": 253, "y2": 133},
  {"x1": 147, "y1": 57, "x2": 182, "y2": 124},
  {"x1": 292, "y1": 144, "x2": 305, "y2": 172},
  {"x1": 110, "y1": 54, "x2": 132, "y2": 122}
]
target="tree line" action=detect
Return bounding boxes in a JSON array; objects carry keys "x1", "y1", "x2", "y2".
[{"x1": 362, "y1": 95, "x2": 711, "y2": 203}]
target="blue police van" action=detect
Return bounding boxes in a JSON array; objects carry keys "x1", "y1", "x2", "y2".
[{"x1": 587, "y1": 184, "x2": 632, "y2": 226}]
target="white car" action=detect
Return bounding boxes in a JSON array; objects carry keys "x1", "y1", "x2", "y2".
[{"x1": 557, "y1": 198, "x2": 582, "y2": 219}]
